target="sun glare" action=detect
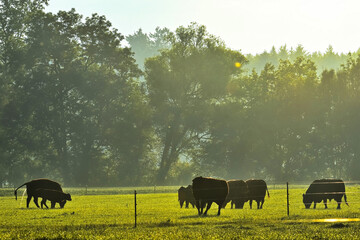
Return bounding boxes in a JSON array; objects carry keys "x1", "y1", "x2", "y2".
[
  {"x1": 235, "y1": 62, "x2": 241, "y2": 68},
  {"x1": 313, "y1": 218, "x2": 360, "y2": 223}
]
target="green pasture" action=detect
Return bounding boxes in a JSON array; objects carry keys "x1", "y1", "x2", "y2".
[{"x1": 1, "y1": 185, "x2": 360, "y2": 239}]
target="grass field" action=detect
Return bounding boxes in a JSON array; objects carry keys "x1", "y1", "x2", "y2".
[{"x1": 1, "y1": 185, "x2": 360, "y2": 239}]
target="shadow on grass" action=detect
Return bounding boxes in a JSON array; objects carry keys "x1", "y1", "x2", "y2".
[
  {"x1": 179, "y1": 214, "x2": 231, "y2": 219},
  {"x1": 329, "y1": 223, "x2": 348, "y2": 228}
]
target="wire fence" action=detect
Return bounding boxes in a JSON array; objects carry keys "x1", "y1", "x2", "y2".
[{"x1": 3, "y1": 181, "x2": 360, "y2": 228}]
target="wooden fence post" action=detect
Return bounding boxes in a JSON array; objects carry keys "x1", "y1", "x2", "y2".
[
  {"x1": 287, "y1": 182, "x2": 289, "y2": 216},
  {"x1": 134, "y1": 190, "x2": 137, "y2": 228}
]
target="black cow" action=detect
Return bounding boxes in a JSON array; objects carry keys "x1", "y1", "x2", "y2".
[
  {"x1": 178, "y1": 186, "x2": 187, "y2": 208},
  {"x1": 245, "y1": 179, "x2": 270, "y2": 209},
  {"x1": 14, "y1": 179, "x2": 63, "y2": 208},
  {"x1": 178, "y1": 185, "x2": 195, "y2": 208},
  {"x1": 223, "y1": 180, "x2": 248, "y2": 209},
  {"x1": 303, "y1": 179, "x2": 349, "y2": 209},
  {"x1": 34, "y1": 188, "x2": 72, "y2": 209},
  {"x1": 192, "y1": 176, "x2": 229, "y2": 216}
]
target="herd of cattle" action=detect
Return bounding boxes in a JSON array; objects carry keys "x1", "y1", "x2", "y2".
[
  {"x1": 12, "y1": 177, "x2": 349, "y2": 214},
  {"x1": 179, "y1": 177, "x2": 349, "y2": 216}
]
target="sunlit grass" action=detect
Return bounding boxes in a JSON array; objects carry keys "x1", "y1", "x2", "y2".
[{"x1": 0, "y1": 186, "x2": 359, "y2": 239}]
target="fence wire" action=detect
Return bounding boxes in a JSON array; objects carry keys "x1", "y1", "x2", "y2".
[{"x1": 3, "y1": 182, "x2": 360, "y2": 229}]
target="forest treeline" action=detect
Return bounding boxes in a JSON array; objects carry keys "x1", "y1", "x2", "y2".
[{"x1": 1, "y1": 0, "x2": 360, "y2": 187}]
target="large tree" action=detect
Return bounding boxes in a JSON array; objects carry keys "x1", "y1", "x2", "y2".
[
  {"x1": 145, "y1": 23, "x2": 246, "y2": 184},
  {"x1": 0, "y1": 0, "x2": 49, "y2": 184},
  {"x1": 1, "y1": 2, "x2": 152, "y2": 186}
]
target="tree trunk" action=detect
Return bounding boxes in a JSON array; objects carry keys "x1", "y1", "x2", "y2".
[{"x1": 156, "y1": 122, "x2": 181, "y2": 184}]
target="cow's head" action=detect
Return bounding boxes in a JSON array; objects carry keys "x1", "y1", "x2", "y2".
[
  {"x1": 302, "y1": 194, "x2": 312, "y2": 209},
  {"x1": 65, "y1": 193, "x2": 72, "y2": 201}
]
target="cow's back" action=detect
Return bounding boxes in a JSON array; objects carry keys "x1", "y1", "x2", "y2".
[
  {"x1": 192, "y1": 177, "x2": 228, "y2": 203},
  {"x1": 306, "y1": 179, "x2": 345, "y2": 200},
  {"x1": 306, "y1": 179, "x2": 345, "y2": 194},
  {"x1": 27, "y1": 179, "x2": 63, "y2": 194}
]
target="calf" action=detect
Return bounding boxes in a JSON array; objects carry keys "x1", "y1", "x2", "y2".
[{"x1": 34, "y1": 188, "x2": 72, "y2": 209}]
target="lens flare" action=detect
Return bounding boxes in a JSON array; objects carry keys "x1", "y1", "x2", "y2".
[
  {"x1": 235, "y1": 62, "x2": 241, "y2": 68},
  {"x1": 312, "y1": 218, "x2": 360, "y2": 223}
]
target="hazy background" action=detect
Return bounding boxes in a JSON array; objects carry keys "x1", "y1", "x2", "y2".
[
  {"x1": 45, "y1": 0, "x2": 360, "y2": 54},
  {"x1": 1, "y1": 0, "x2": 360, "y2": 187}
]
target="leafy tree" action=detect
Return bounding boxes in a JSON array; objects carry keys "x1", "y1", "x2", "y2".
[
  {"x1": 126, "y1": 27, "x2": 171, "y2": 70},
  {"x1": 334, "y1": 55, "x2": 360, "y2": 179},
  {"x1": 0, "y1": 0, "x2": 49, "y2": 184},
  {"x1": 145, "y1": 23, "x2": 246, "y2": 184},
  {"x1": 1, "y1": 3, "x2": 152, "y2": 186},
  {"x1": 278, "y1": 45, "x2": 289, "y2": 61}
]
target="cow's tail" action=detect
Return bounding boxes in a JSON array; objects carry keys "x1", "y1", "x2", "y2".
[
  {"x1": 266, "y1": 186, "x2": 270, "y2": 198},
  {"x1": 14, "y1": 182, "x2": 28, "y2": 200},
  {"x1": 344, "y1": 193, "x2": 349, "y2": 206}
]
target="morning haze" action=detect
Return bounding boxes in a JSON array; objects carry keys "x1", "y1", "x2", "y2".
[{"x1": 1, "y1": 0, "x2": 360, "y2": 188}]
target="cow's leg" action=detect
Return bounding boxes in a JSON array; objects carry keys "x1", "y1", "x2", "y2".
[
  {"x1": 180, "y1": 200, "x2": 184, "y2": 208},
  {"x1": 51, "y1": 201, "x2": 56, "y2": 209},
  {"x1": 217, "y1": 203, "x2": 222, "y2": 216},
  {"x1": 249, "y1": 200, "x2": 253, "y2": 209},
  {"x1": 335, "y1": 197, "x2": 342, "y2": 209},
  {"x1": 313, "y1": 202, "x2": 317, "y2": 209},
  {"x1": 26, "y1": 195, "x2": 32, "y2": 208},
  {"x1": 324, "y1": 199, "x2": 328, "y2": 209},
  {"x1": 203, "y1": 202, "x2": 212, "y2": 215},
  {"x1": 200, "y1": 201, "x2": 207, "y2": 214},
  {"x1": 195, "y1": 200, "x2": 201, "y2": 215},
  {"x1": 260, "y1": 199, "x2": 264, "y2": 209},
  {"x1": 257, "y1": 200, "x2": 260, "y2": 209},
  {"x1": 42, "y1": 199, "x2": 49, "y2": 209},
  {"x1": 185, "y1": 200, "x2": 189, "y2": 208},
  {"x1": 33, "y1": 196, "x2": 40, "y2": 208}
]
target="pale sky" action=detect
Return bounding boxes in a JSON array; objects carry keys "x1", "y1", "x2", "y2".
[{"x1": 45, "y1": 0, "x2": 360, "y2": 55}]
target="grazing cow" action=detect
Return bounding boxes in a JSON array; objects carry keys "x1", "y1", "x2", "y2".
[
  {"x1": 223, "y1": 180, "x2": 249, "y2": 209},
  {"x1": 178, "y1": 185, "x2": 195, "y2": 208},
  {"x1": 14, "y1": 179, "x2": 63, "y2": 208},
  {"x1": 34, "y1": 188, "x2": 72, "y2": 209},
  {"x1": 245, "y1": 179, "x2": 270, "y2": 209},
  {"x1": 303, "y1": 179, "x2": 349, "y2": 209},
  {"x1": 192, "y1": 176, "x2": 229, "y2": 216}
]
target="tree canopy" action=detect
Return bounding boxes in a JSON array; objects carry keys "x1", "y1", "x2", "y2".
[{"x1": 1, "y1": 0, "x2": 360, "y2": 187}]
